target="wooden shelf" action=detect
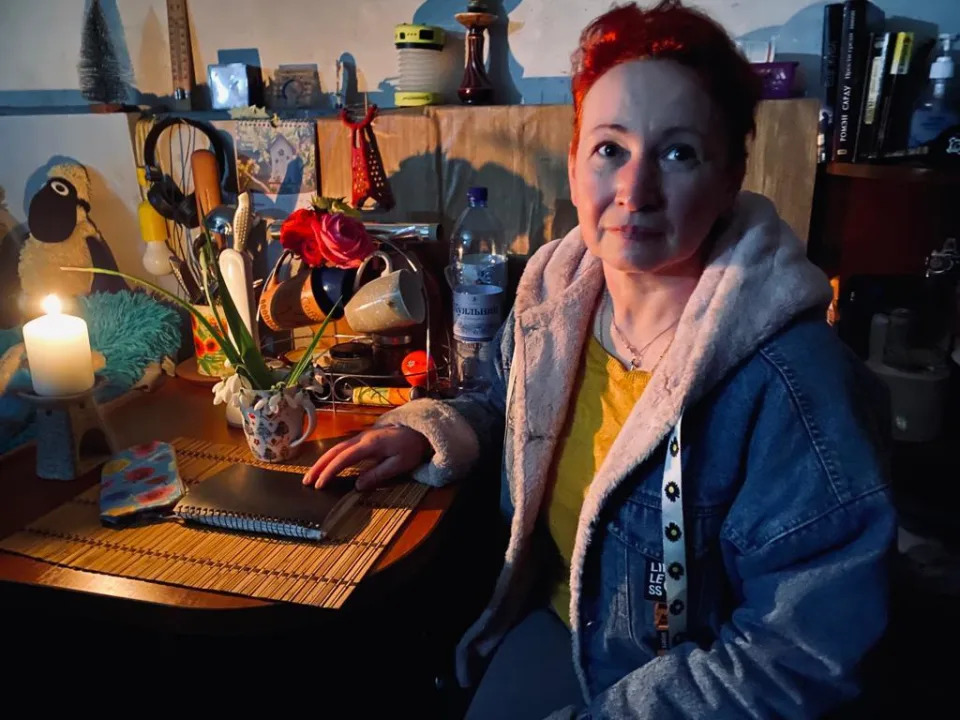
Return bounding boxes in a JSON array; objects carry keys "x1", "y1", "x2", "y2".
[{"x1": 824, "y1": 162, "x2": 960, "y2": 184}]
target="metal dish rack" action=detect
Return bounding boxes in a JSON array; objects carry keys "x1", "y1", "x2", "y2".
[{"x1": 305, "y1": 238, "x2": 452, "y2": 413}]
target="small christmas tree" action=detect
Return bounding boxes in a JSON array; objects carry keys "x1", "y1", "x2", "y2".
[{"x1": 78, "y1": 0, "x2": 131, "y2": 105}]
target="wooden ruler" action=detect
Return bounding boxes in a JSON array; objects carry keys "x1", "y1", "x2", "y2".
[{"x1": 166, "y1": 0, "x2": 194, "y2": 110}]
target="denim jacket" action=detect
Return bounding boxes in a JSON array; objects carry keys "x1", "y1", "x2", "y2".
[{"x1": 378, "y1": 193, "x2": 895, "y2": 719}]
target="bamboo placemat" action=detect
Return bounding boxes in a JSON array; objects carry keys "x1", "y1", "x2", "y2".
[{"x1": 0, "y1": 437, "x2": 427, "y2": 608}]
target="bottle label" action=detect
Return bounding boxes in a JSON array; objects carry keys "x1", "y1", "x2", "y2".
[
  {"x1": 453, "y1": 285, "x2": 502, "y2": 341},
  {"x1": 459, "y1": 254, "x2": 507, "y2": 287}
]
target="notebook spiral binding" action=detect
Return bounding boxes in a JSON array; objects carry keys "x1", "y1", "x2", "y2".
[{"x1": 175, "y1": 505, "x2": 325, "y2": 541}]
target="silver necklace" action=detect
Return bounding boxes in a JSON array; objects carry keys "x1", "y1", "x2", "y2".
[{"x1": 603, "y1": 291, "x2": 678, "y2": 371}]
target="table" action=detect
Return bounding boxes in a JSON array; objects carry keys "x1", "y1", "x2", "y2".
[
  {"x1": 0, "y1": 376, "x2": 499, "y2": 718},
  {"x1": 0, "y1": 376, "x2": 456, "y2": 617}
]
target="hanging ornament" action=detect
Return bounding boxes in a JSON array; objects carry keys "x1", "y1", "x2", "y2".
[{"x1": 340, "y1": 104, "x2": 396, "y2": 212}]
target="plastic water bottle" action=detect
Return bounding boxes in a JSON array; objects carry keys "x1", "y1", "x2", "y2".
[
  {"x1": 909, "y1": 34, "x2": 959, "y2": 148},
  {"x1": 447, "y1": 187, "x2": 507, "y2": 392}
]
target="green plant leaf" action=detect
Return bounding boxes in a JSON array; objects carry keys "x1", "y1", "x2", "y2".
[
  {"x1": 286, "y1": 297, "x2": 342, "y2": 388},
  {"x1": 197, "y1": 240, "x2": 229, "y2": 339},
  {"x1": 198, "y1": 231, "x2": 274, "y2": 389},
  {"x1": 196, "y1": 229, "x2": 238, "y2": 356},
  {"x1": 331, "y1": 198, "x2": 361, "y2": 217},
  {"x1": 311, "y1": 196, "x2": 360, "y2": 217},
  {"x1": 61, "y1": 266, "x2": 242, "y2": 367}
]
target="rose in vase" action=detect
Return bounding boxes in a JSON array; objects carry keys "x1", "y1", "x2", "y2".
[
  {"x1": 279, "y1": 201, "x2": 375, "y2": 270},
  {"x1": 317, "y1": 213, "x2": 374, "y2": 268}
]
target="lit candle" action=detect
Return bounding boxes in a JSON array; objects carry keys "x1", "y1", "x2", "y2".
[{"x1": 22, "y1": 295, "x2": 95, "y2": 396}]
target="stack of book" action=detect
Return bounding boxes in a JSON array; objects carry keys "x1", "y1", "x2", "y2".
[{"x1": 821, "y1": 0, "x2": 936, "y2": 163}]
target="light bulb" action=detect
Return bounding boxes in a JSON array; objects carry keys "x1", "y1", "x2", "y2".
[{"x1": 143, "y1": 240, "x2": 172, "y2": 276}]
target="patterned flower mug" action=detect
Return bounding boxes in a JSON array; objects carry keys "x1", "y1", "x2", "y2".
[{"x1": 239, "y1": 390, "x2": 316, "y2": 463}]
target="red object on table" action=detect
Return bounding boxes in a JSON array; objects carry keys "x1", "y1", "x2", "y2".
[
  {"x1": 340, "y1": 104, "x2": 396, "y2": 212},
  {"x1": 402, "y1": 350, "x2": 438, "y2": 387}
]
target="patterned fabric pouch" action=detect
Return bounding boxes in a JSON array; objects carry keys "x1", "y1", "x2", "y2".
[{"x1": 99, "y1": 441, "x2": 185, "y2": 527}]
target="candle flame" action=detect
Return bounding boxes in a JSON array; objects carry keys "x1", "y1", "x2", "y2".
[{"x1": 42, "y1": 294, "x2": 62, "y2": 315}]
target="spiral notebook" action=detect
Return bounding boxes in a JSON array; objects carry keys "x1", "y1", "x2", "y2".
[{"x1": 173, "y1": 463, "x2": 354, "y2": 541}]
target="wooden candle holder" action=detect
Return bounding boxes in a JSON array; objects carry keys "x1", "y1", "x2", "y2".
[{"x1": 20, "y1": 382, "x2": 115, "y2": 481}]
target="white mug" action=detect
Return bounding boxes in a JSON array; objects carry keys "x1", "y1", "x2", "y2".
[{"x1": 345, "y1": 254, "x2": 425, "y2": 333}]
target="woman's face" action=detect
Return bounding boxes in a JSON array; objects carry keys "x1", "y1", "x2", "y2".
[{"x1": 569, "y1": 59, "x2": 743, "y2": 275}]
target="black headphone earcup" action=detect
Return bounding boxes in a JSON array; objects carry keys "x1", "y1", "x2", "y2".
[
  {"x1": 176, "y1": 194, "x2": 199, "y2": 228},
  {"x1": 142, "y1": 116, "x2": 228, "y2": 229},
  {"x1": 147, "y1": 179, "x2": 178, "y2": 220}
]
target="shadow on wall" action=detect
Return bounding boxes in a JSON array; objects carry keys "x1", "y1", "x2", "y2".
[
  {"x1": 0, "y1": 0, "x2": 157, "y2": 111},
  {"x1": 86, "y1": 0, "x2": 137, "y2": 104},
  {"x1": 3, "y1": 0, "x2": 575, "y2": 112},
  {"x1": 736, "y1": 1, "x2": 825, "y2": 100},
  {"x1": 241, "y1": 0, "x2": 572, "y2": 110},
  {"x1": 0, "y1": 186, "x2": 28, "y2": 328},
  {"x1": 416, "y1": 0, "x2": 573, "y2": 105},
  {"x1": 138, "y1": 6, "x2": 168, "y2": 103},
  {"x1": 737, "y1": 1, "x2": 943, "y2": 102},
  {"x1": 382, "y1": 149, "x2": 576, "y2": 256},
  {"x1": 405, "y1": 0, "x2": 571, "y2": 106}
]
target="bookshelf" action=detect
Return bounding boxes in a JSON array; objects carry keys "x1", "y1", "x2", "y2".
[
  {"x1": 809, "y1": 162, "x2": 960, "y2": 282},
  {"x1": 824, "y1": 162, "x2": 960, "y2": 185}
]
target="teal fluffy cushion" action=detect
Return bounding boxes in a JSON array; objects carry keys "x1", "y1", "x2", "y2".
[{"x1": 79, "y1": 290, "x2": 181, "y2": 400}]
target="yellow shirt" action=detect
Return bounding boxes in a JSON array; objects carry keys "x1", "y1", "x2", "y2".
[{"x1": 546, "y1": 336, "x2": 651, "y2": 626}]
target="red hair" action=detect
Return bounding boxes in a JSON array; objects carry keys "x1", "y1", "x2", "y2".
[{"x1": 571, "y1": 1, "x2": 761, "y2": 162}]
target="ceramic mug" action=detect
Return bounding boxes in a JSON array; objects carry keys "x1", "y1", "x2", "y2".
[
  {"x1": 190, "y1": 304, "x2": 229, "y2": 377},
  {"x1": 344, "y1": 254, "x2": 425, "y2": 333},
  {"x1": 239, "y1": 389, "x2": 317, "y2": 463},
  {"x1": 258, "y1": 251, "x2": 354, "y2": 331}
]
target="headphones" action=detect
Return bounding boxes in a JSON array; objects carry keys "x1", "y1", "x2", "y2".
[{"x1": 142, "y1": 116, "x2": 229, "y2": 229}]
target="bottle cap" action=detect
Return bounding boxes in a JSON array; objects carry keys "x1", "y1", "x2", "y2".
[
  {"x1": 931, "y1": 33, "x2": 955, "y2": 80},
  {"x1": 467, "y1": 186, "x2": 488, "y2": 206}
]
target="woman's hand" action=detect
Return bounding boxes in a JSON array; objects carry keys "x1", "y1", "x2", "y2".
[{"x1": 302, "y1": 426, "x2": 431, "y2": 491}]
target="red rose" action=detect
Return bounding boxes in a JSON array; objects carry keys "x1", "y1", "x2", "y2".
[
  {"x1": 299, "y1": 231, "x2": 326, "y2": 268},
  {"x1": 279, "y1": 208, "x2": 318, "y2": 256},
  {"x1": 280, "y1": 208, "x2": 374, "y2": 269},
  {"x1": 317, "y1": 214, "x2": 375, "y2": 269},
  {"x1": 205, "y1": 338, "x2": 219, "y2": 352},
  {"x1": 280, "y1": 208, "x2": 332, "y2": 268}
]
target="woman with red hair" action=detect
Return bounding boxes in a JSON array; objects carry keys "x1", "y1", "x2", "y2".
[{"x1": 306, "y1": 2, "x2": 894, "y2": 717}]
